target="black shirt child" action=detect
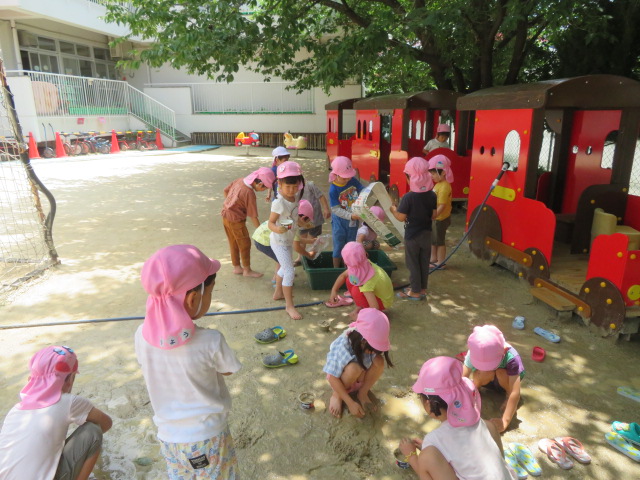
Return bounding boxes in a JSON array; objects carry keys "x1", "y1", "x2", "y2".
[{"x1": 397, "y1": 191, "x2": 437, "y2": 240}]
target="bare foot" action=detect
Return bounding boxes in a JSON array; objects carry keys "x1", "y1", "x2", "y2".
[
  {"x1": 329, "y1": 393, "x2": 344, "y2": 418},
  {"x1": 243, "y1": 269, "x2": 263, "y2": 278},
  {"x1": 233, "y1": 266, "x2": 243, "y2": 275},
  {"x1": 285, "y1": 306, "x2": 302, "y2": 320},
  {"x1": 273, "y1": 289, "x2": 284, "y2": 301}
]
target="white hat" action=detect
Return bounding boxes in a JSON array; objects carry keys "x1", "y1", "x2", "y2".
[{"x1": 272, "y1": 146, "x2": 290, "y2": 158}]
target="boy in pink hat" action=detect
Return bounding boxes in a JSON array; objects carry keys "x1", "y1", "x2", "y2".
[
  {"x1": 0, "y1": 345, "x2": 112, "y2": 480},
  {"x1": 326, "y1": 242, "x2": 394, "y2": 319},
  {"x1": 428, "y1": 154, "x2": 454, "y2": 269},
  {"x1": 323, "y1": 308, "x2": 393, "y2": 418},
  {"x1": 356, "y1": 205, "x2": 385, "y2": 250},
  {"x1": 422, "y1": 123, "x2": 451, "y2": 154},
  {"x1": 462, "y1": 325, "x2": 525, "y2": 433},
  {"x1": 137, "y1": 245, "x2": 242, "y2": 478},
  {"x1": 268, "y1": 161, "x2": 307, "y2": 320},
  {"x1": 329, "y1": 156, "x2": 363, "y2": 267},
  {"x1": 390, "y1": 157, "x2": 437, "y2": 300},
  {"x1": 221, "y1": 166, "x2": 275, "y2": 278},
  {"x1": 398, "y1": 356, "x2": 517, "y2": 479}
]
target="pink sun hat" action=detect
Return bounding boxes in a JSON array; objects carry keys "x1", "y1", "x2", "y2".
[
  {"x1": 369, "y1": 205, "x2": 386, "y2": 221},
  {"x1": 404, "y1": 157, "x2": 433, "y2": 192},
  {"x1": 298, "y1": 199, "x2": 314, "y2": 219},
  {"x1": 467, "y1": 325, "x2": 506, "y2": 371},
  {"x1": 412, "y1": 356, "x2": 481, "y2": 428},
  {"x1": 341, "y1": 241, "x2": 374, "y2": 286},
  {"x1": 329, "y1": 156, "x2": 357, "y2": 183},
  {"x1": 141, "y1": 245, "x2": 220, "y2": 350},
  {"x1": 277, "y1": 160, "x2": 302, "y2": 178},
  {"x1": 437, "y1": 124, "x2": 451, "y2": 133},
  {"x1": 18, "y1": 345, "x2": 79, "y2": 410},
  {"x1": 428, "y1": 154, "x2": 454, "y2": 183},
  {"x1": 244, "y1": 167, "x2": 276, "y2": 189},
  {"x1": 348, "y1": 308, "x2": 391, "y2": 352}
]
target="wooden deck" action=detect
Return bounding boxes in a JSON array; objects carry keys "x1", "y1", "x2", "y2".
[{"x1": 548, "y1": 242, "x2": 589, "y2": 293}]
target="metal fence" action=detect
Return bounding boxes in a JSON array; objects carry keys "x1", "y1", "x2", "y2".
[
  {"x1": 150, "y1": 82, "x2": 314, "y2": 114},
  {"x1": 7, "y1": 70, "x2": 176, "y2": 138}
]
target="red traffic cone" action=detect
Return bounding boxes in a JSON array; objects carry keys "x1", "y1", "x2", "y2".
[
  {"x1": 155, "y1": 129, "x2": 164, "y2": 150},
  {"x1": 54, "y1": 132, "x2": 67, "y2": 158},
  {"x1": 28, "y1": 132, "x2": 41, "y2": 159},
  {"x1": 110, "y1": 130, "x2": 120, "y2": 154}
]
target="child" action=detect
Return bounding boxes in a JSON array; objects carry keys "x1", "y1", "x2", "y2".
[
  {"x1": 462, "y1": 325, "x2": 525, "y2": 433},
  {"x1": 356, "y1": 205, "x2": 385, "y2": 251},
  {"x1": 295, "y1": 180, "x2": 331, "y2": 265},
  {"x1": 268, "y1": 161, "x2": 306, "y2": 320},
  {"x1": 323, "y1": 308, "x2": 393, "y2": 418},
  {"x1": 136, "y1": 245, "x2": 242, "y2": 478},
  {"x1": 253, "y1": 199, "x2": 318, "y2": 281},
  {"x1": 266, "y1": 146, "x2": 290, "y2": 201},
  {"x1": 327, "y1": 241, "x2": 394, "y2": 320},
  {"x1": 389, "y1": 157, "x2": 437, "y2": 300},
  {"x1": 0, "y1": 345, "x2": 112, "y2": 480},
  {"x1": 429, "y1": 154, "x2": 453, "y2": 269},
  {"x1": 398, "y1": 356, "x2": 517, "y2": 479},
  {"x1": 329, "y1": 156, "x2": 363, "y2": 267},
  {"x1": 422, "y1": 123, "x2": 451, "y2": 154},
  {"x1": 221, "y1": 166, "x2": 275, "y2": 278}
]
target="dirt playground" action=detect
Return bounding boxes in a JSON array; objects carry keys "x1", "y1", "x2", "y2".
[{"x1": 1, "y1": 146, "x2": 639, "y2": 479}]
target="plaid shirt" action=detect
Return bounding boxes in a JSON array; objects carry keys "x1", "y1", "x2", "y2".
[{"x1": 323, "y1": 331, "x2": 375, "y2": 378}]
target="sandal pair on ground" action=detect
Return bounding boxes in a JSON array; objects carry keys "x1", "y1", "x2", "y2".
[
  {"x1": 395, "y1": 287, "x2": 426, "y2": 301},
  {"x1": 504, "y1": 438, "x2": 591, "y2": 479},
  {"x1": 606, "y1": 421, "x2": 640, "y2": 462},
  {"x1": 254, "y1": 326, "x2": 299, "y2": 367}
]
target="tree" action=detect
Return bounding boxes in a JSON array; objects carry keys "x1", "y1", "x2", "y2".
[{"x1": 104, "y1": 0, "x2": 636, "y2": 94}]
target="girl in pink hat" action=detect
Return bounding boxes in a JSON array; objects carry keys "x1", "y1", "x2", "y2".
[
  {"x1": 137, "y1": 245, "x2": 242, "y2": 478},
  {"x1": 462, "y1": 325, "x2": 525, "y2": 433},
  {"x1": 422, "y1": 123, "x2": 451, "y2": 154},
  {"x1": 0, "y1": 345, "x2": 112, "y2": 480},
  {"x1": 326, "y1": 242, "x2": 394, "y2": 319},
  {"x1": 398, "y1": 356, "x2": 517, "y2": 479},
  {"x1": 389, "y1": 157, "x2": 437, "y2": 300},
  {"x1": 323, "y1": 308, "x2": 393, "y2": 418},
  {"x1": 429, "y1": 154, "x2": 454, "y2": 269},
  {"x1": 329, "y1": 156, "x2": 363, "y2": 267},
  {"x1": 268, "y1": 161, "x2": 307, "y2": 320},
  {"x1": 356, "y1": 205, "x2": 385, "y2": 250},
  {"x1": 221, "y1": 166, "x2": 275, "y2": 278}
]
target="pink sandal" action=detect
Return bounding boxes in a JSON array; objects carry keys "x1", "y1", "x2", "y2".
[
  {"x1": 324, "y1": 295, "x2": 354, "y2": 308},
  {"x1": 554, "y1": 437, "x2": 591, "y2": 464},
  {"x1": 538, "y1": 438, "x2": 574, "y2": 469}
]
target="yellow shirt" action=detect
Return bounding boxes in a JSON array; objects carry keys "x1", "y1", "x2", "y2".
[
  {"x1": 434, "y1": 180, "x2": 452, "y2": 221},
  {"x1": 360, "y1": 262, "x2": 394, "y2": 309}
]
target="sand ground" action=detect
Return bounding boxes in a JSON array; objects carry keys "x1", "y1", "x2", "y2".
[{"x1": 1, "y1": 146, "x2": 639, "y2": 479}]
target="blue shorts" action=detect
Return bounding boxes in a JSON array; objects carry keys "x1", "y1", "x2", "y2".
[
  {"x1": 332, "y1": 215, "x2": 358, "y2": 258},
  {"x1": 254, "y1": 241, "x2": 278, "y2": 262}
]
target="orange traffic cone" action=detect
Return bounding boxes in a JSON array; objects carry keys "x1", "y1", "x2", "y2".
[
  {"x1": 54, "y1": 132, "x2": 67, "y2": 158},
  {"x1": 110, "y1": 130, "x2": 120, "y2": 154},
  {"x1": 155, "y1": 129, "x2": 164, "y2": 150},
  {"x1": 28, "y1": 132, "x2": 41, "y2": 159}
]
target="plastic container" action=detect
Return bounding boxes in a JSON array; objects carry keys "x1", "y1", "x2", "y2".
[
  {"x1": 302, "y1": 250, "x2": 397, "y2": 290},
  {"x1": 307, "y1": 234, "x2": 330, "y2": 261}
]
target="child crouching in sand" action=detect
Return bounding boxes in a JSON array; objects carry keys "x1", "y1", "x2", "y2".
[
  {"x1": 356, "y1": 205, "x2": 385, "y2": 251},
  {"x1": 323, "y1": 308, "x2": 393, "y2": 418}
]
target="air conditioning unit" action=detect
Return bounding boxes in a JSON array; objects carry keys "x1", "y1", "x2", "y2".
[{"x1": 109, "y1": 41, "x2": 133, "y2": 59}]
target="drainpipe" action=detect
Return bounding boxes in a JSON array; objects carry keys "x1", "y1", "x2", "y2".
[{"x1": 10, "y1": 20, "x2": 23, "y2": 70}]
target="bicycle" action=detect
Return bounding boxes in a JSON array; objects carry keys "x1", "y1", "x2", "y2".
[
  {"x1": 85, "y1": 132, "x2": 111, "y2": 154},
  {"x1": 135, "y1": 130, "x2": 158, "y2": 150},
  {"x1": 41, "y1": 122, "x2": 55, "y2": 158},
  {"x1": 59, "y1": 130, "x2": 82, "y2": 156},
  {"x1": 115, "y1": 131, "x2": 136, "y2": 151}
]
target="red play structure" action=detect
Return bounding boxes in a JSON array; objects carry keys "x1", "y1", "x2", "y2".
[{"x1": 457, "y1": 75, "x2": 640, "y2": 338}]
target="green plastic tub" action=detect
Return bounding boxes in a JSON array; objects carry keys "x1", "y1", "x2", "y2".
[{"x1": 302, "y1": 250, "x2": 397, "y2": 290}]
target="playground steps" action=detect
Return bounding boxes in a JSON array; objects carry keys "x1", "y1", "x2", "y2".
[{"x1": 530, "y1": 278, "x2": 591, "y2": 321}]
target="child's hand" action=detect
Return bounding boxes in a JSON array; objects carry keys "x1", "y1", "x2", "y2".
[
  {"x1": 279, "y1": 226, "x2": 287, "y2": 234},
  {"x1": 265, "y1": 195, "x2": 271, "y2": 203},
  {"x1": 347, "y1": 399, "x2": 365, "y2": 418},
  {"x1": 399, "y1": 438, "x2": 418, "y2": 456},
  {"x1": 350, "y1": 213, "x2": 360, "y2": 221},
  {"x1": 323, "y1": 209, "x2": 331, "y2": 219},
  {"x1": 489, "y1": 416, "x2": 508, "y2": 433}
]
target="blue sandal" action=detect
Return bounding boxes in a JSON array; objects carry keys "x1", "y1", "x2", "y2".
[
  {"x1": 534, "y1": 327, "x2": 560, "y2": 343},
  {"x1": 262, "y1": 349, "x2": 298, "y2": 368},
  {"x1": 254, "y1": 326, "x2": 286, "y2": 344}
]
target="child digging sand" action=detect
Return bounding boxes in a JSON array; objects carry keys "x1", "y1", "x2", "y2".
[
  {"x1": 0, "y1": 345, "x2": 112, "y2": 480},
  {"x1": 323, "y1": 308, "x2": 393, "y2": 418},
  {"x1": 462, "y1": 325, "x2": 525, "y2": 433},
  {"x1": 137, "y1": 245, "x2": 242, "y2": 479},
  {"x1": 221, "y1": 166, "x2": 275, "y2": 278}
]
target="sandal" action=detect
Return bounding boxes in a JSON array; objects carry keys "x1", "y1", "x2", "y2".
[
  {"x1": 612, "y1": 421, "x2": 640, "y2": 447},
  {"x1": 538, "y1": 438, "x2": 573, "y2": 470},
  {"x1": 254, "y1": 326, "x2": 287, "y2": 344},
  {"x1": 554, "y1": 436, "x2": 591, "y2": 464},
  {"x1": 396, "y1": 291, "x2": 424, "y2": 301},
  {"x1": 504, "y1": 446, "x2": 528, "y2": 479},
  {"x1": 324, "y1": 295, "x2": 354, "y2": 308},
  {"x1": 605, "y1": 431, "x2": 640, "y2": 462},
  {"x1": 510, "y1": 443, "x2": 542, "y2": 476},
  {"x1": 262, "y1": 349, "x2": 298, "y2": 368}
]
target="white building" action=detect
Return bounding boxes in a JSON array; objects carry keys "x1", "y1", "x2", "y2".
[{"x1": 0, "y1": 0, "x2": 361, "y2": 146}]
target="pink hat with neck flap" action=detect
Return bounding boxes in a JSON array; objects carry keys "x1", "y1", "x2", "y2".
[
  {"x1": 348, "y1": 308, "x2": 391, "y2": 352},
  {"x1": 298, "y1": 199, "x2": 314, "y2": 219},
  {"x1": 141, "y1": 245, "x2": 220, "y2": 349},
  {"x1": 369, "y1": 205, "x2": 386, "y2": 221},
  {"x1": 428, "y1": 154, "x2": 454, "y2": 183},
  {"x1": 412, "y1": 356, "x2": 481, "y2": 427},
  {"x1": 404, "y1": 157, "x2": 433, "y2": 192},
  {"x1": 329, "y1": 156, "x2": 356, "y2": 183},
  {"x1": 18, "y1": 345, "x2": 78, "y2": 410},
  {"x1": 341, "y1": 241, "x2": 374, "y2": 286},
  {"x1": 467, "y1": 325, "x2": 506, "y2": 371},
  {"x1": 244, "y1": 167, "x2": 276, "y2": 189}
]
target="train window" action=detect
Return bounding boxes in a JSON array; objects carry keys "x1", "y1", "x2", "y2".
[
  {"x1": 409, "y1": 120, "x2": 413, "y2": 140},
  {"x1": 630, "y1": 135, "x2": 640, "y2": 196},
  {"x1": 504, "y1": 130, "x2": 520, "y2": 171},
  {"x1": 601, "y1": 130, "x2": 617, "y2": 169},
  {"x1": 357, "y1": 120, "x2": 361, "y2": 139},
  {"x1": 369, "y1": 120, "x2": 373, "y2": 141},
  {"x1": 490, "y1": 147, "x2": 496, "y2": 156},
  {"x1": 572, "y1": 145, "x2": 579, "y2": 154},
  {"x1": 416, "y1": 120, "x2": 421, "y2": 140},
  {"x1": 586, "y1": 146, "x2": 593, "y2": 155},
  {"x1": 480, "y1": 146, "x2": 485, "y2": 155}
]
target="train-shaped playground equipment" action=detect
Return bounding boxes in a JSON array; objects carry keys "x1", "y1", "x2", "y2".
[{"x1": 326, "y1": 75, "x2": 640, "y2": 339}]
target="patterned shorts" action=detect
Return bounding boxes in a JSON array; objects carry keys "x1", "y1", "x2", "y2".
[{"x1": 160, "y1": 426, "x2": 238, "y2": 480}]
